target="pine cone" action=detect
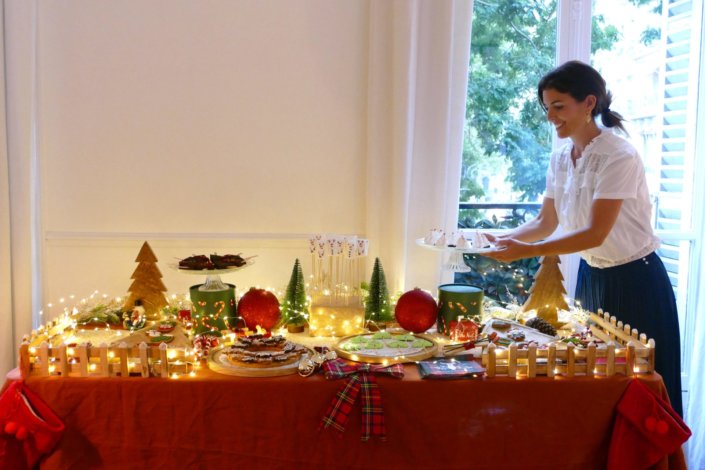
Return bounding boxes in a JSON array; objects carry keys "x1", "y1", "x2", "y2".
[{"x1": 525, "y1": 317, "x2": 557, "y2": 336}]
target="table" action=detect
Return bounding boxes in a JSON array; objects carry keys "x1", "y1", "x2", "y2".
[{"x1": 3, "y1": 366, "x2": 686, "y2": 469}]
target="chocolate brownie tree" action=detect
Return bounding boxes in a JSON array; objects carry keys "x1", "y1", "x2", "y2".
[
  {"x1": 124, "y1": 241, "x2": 168, "y2": 321},
  {"x1": 522, "y1": 255, "x2": 569, "y2": 326},
  {"x1": 364, "y1": 258, "x2": 393, "y2": 327},
  {"x1": 280, "y1": 259, "x2": 309, "y2": 333}
]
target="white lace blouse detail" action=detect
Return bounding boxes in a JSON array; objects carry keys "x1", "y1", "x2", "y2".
[{"x1": 545, "y1": 130, "x2": 660, "y2": 268}]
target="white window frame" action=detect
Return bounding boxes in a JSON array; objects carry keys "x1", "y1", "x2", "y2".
[{"x1": 555, "y1": 0, "x2": 704, "y2": 395}]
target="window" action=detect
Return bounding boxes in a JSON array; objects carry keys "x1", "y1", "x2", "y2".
[
  {"x1": 460, "y1": 0, "x2": 703, "y2": 403},
  {"x1": 591, "y1": 0, "x2": 703, "y2": 391},
  {"x1": 461, "y1": 0, "x2": 556, "y2": 212}
]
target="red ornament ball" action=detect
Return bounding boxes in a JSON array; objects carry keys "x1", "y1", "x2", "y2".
[
  {"x1": 394, "y1": 288, "x2": 438, "y2": 333},
  {"x1": 238, "y1": 287, "x2": 281, "y2": 330}
]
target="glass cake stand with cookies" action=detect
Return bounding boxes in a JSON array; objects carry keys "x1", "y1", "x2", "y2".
[
  {"x1": 416, "y1": 229, "x2": 496, "y2": 272},
  {"x1": 173, "y1": 253, "x2": 255, "y2": 336}
]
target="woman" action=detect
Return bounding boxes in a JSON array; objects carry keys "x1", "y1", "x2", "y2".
[{"x1": 486, "y1": 60, "x2": 682, "y2": 416}]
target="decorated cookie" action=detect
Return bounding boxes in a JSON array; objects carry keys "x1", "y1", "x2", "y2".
[
  {"x1": 350, "y1": 336, "x2": 370, "y2": 344},
  {"x1": 507, "y1": 329, "x2": 526, "y2": 342},
  {"x1": 386, "y1": 340, "x2": 410, "y2": 349},
  {"x1": 158, "y1": 321, "x2": 176, "y2": 333},
  {"x1": 411, "y1": 338, "x2": 433, "y2": 348},
  {"x1": 150, "y1": 335, "x2": 174, "y2": 344},
  {"x1": 366, "y1": 340, "x2": 384, "y2": 349},
  {"x1": 396, "y1": 334, "x2": 415, "y2": 342},
  {"x1": 371, "y1": 331, "x2": 392, "y2": 340}
]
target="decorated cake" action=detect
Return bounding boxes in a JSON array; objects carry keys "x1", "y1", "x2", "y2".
[{"x1": 224, "y1": 335, "x2": 306, "y2": 368}]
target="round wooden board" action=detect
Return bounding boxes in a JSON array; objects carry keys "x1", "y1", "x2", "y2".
[
  {"x1": 207, "y1": 345, "x2": 313, "y2": 377},
  {"x1": 333, "y1": 333, "x2": 438, "y2": 365}
]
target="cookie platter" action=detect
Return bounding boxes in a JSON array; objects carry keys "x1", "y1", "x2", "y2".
[
  {"x1": 482, "y1": 318, "x2": 557, "y2": 346},
  {"x1": 334, "y1": 332, "x2": 438, "y2": 364},
  {"x1": 207, "y1": 335, "x2": 313, "y2": 377}
]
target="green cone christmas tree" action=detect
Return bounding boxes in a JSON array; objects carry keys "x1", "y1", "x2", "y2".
[
  {"x1": 280, "y1": 259, "x2": 309, "y2": 333},
  {"x1": 365, "y1": 258, "x2": 393, "y2": 327}
]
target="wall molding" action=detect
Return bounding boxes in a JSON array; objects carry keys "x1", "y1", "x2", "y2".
[{"x1": 44, "y1": 231, "x2": 317, "y2": 241}]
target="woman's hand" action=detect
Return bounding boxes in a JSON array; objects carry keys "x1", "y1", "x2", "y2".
[
  {"x1": 484, "y1": 237, "x2": 537, "y2": 263},
  {"x1": 484, "y1": 233, "x2": 503, "y2": 244}
]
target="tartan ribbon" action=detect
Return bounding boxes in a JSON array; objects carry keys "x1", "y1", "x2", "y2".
[{"x1": 319, "y1": 359, "x2": 404, "y2": 441}]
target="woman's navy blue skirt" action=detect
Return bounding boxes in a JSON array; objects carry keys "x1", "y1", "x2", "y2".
[{"x1": 575, "y1": 251, "x2": 682, "y2": 417}]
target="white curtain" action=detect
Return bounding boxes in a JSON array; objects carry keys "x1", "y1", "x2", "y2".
[
  {"x1": 1, "y1": 0, "x2": 42, "y2": 378},
  {"x1": 0, "y1": 4, "x2": 15, "y2": 377},
  {"x1": 687, "y1": 229, "x2": 705, "y2": 468},
  {"x1": 366, "y1": 0, "x2": 473, "y2": 294}
]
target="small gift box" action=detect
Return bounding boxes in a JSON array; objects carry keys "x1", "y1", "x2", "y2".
[
  {"x1": 449, "y1": 316, "x2": 480, "y2": 342},
  {"x1": 178, "y1": 309, "x2": 191, "y2": 322}
]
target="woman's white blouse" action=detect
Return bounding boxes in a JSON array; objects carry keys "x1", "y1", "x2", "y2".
[{"x1": 545, "y1": 130, "x2": 660, "y2": 268}]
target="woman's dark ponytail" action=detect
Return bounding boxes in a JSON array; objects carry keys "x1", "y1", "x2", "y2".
[
  {"x1": 600, "y1": 108, "x2": 627, "y2": 134},
  {"x1": 597, "y1": 90, "x2": 627, "y2": 134}
]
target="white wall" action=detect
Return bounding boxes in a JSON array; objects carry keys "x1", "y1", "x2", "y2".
[{"x1": 10, "y1": 0, "x2": 369, "y2": 311}]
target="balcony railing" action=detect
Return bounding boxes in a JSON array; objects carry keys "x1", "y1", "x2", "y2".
[{"x1": 458, "y1": 202, "x2": 541, "y2": 229}]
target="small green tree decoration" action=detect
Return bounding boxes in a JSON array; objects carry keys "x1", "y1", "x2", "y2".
[
  {"x1": 365, "y1": 258, "x2": 393, "y2": 327},
  {"x1": 280, "y1": 259, "x2": 309, "y2": 333}
]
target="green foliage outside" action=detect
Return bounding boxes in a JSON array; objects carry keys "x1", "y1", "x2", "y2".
[
  {"x1": 458, "y1": 0, "x2": 659, "y2": 302},
  {"x1": 459, "y1": 254, "x2": 540, "y2": 305},
  {"x1": 456, "y1": 211, "x2": 539, "y2": 304},
  {"x1": 462, "y1": 0, "x2": 621, "y2": 202},
  {"x1": 458, "y1": 207, "x2": 539, "y2": 230}
]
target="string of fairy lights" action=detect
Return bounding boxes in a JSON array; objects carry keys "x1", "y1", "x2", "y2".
[{"x1": 25, "y1": 258, "x2": 604, "y2": 381}]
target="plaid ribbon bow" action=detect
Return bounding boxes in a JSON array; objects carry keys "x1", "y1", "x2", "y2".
[{"x1": 319, "y1": 359, "x2": 404, "y2": 441}]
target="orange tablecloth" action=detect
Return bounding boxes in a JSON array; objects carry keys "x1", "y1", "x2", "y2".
[{"x1": 3, "y1": 367, "x2": 686, "y2": 470}]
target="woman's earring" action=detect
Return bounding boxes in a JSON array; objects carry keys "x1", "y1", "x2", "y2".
[{"x1": 585, "y1": 113, "x2": 592, "y2": 124}]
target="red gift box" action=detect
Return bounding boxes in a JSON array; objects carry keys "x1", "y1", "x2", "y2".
[
  {"x1": 449, "y1": 318, "x2": 479, "y2": 342},
  {"x1": 178, "y1": 309, "x2": 191, "y2": 322}
]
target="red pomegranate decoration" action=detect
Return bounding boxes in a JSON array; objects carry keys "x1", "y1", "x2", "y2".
[
  {"x1": 238, "y1": 287, "x2": 281, "y2": 330},
  {"x1": 394, "y1": 288, "x2": 438, "y2": 333}
]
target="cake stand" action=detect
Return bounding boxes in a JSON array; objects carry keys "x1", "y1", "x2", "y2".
[
  {"x1": 172, "y1": 262, "x2": 254, "y2": 291},
  {"x1": 415, "y1": 238, "x2": 493, "y2": 272}
]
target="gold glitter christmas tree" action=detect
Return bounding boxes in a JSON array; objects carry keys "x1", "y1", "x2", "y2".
[
  {"x1": 124, "y1": 241, "x2": 168, "y2": 321},
  {"x1": 522, "y1": 255, "x2": 569, "y2": 326}
]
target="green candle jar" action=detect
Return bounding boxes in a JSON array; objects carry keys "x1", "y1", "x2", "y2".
[
  {"x1": 437, "y1": 284, "x2": 483, "y2": 335},
  {"x1": 189, "y1": 283, "x2": 237, "y2": 336}
]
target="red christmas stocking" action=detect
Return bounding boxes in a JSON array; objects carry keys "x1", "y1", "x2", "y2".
[
  {"x1": 607, "y1": 379, "x2": 691, "y2": 470},
  {"x1": 0, "y1": 381, "x2": 65, "y2": 469}
]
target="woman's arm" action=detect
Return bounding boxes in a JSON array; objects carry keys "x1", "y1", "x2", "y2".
[
  {"x1": 490, "y1": 197, "x2": 559, "y2": 243},
  {"x1": 487, "y1": 198, "x2": 623, "y2": 262}
]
